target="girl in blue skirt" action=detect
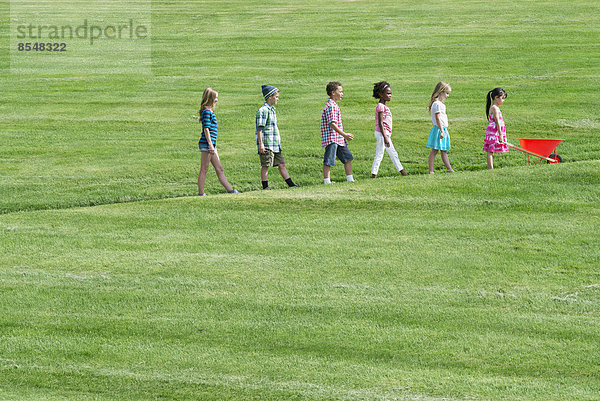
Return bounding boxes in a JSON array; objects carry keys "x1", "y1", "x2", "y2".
[{"x1": 426, "y1": 81, "x2": 454, "y2": 174}]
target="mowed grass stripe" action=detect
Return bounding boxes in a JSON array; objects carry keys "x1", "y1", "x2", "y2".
[{"x1": 1, "y1": 162, "x2": 599, "y2": 400}]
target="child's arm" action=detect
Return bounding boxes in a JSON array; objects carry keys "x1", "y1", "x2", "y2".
[
  {"x1": 203, "y1": 127, "x2": 216, "y2": 153},
  {"x1": 377, "y1": 111, "x2": 391, "y2": 147},
  {"x1": 435, "y1": 113, "x2": 445, "y2": 138},
  {"x1": 491, "y1": 106, "x2": 504, "y2": 137},
  {"x1": 256, "y1": 129, "x2": 266, "y2": 154},
  {"x1": 329, "y1": 122, "x2": 354, "y2": 141},
  {"x1": 256, "y1": 108, "x2": 268, "y2": 154}
]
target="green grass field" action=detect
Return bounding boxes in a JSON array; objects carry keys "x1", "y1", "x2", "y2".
[{"x1": 1, "y1": 0, "x2": 600, "y2": 400}]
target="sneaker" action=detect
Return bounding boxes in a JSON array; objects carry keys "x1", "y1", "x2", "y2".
[
  {"x1": 198, "y1": 193, "x2": 206, "y2": 196},
  {"x1": 262, "y1": 187, "x2": 271, "y2": 190},
  {"x1": 288, "y1": 183, "x2": 299, "y2": 188},
  {"x1": 227, "y1": 189, "x2": 239, "y2": 194},
  {"x1": 324, "y1": 181, "x2": 335, "y2": 185}
]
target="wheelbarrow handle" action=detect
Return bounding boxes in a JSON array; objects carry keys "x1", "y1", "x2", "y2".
[{"x1": 500, "y1": 141, "x2": 557, "y2": 163}]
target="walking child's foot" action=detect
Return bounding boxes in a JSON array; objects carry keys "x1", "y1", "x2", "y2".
[
  {"x1": 227, "y1": 189, "x2": 239, "y2": 194},
  {"x1": 198, "y1": 193, "x2": 206, "y2": 196},
  {"x1": 427, "y1": 171, "x2": 434, "y2": 175},
  {"x1": 371, "y1": 174, "x2": 377, "y2": 178},
  {"x1": 400, "y1": 170, "x2": 408, "y2": 176},
  {"x1": 262, "y1": 187, "x2": 271, "y2": 190},
  {"x1": 446, "y1": 169, "x2": 455, "y2": 173}
]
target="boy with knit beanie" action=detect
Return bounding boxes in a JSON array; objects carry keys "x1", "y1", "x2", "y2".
[{"x1": 255, "y1": 85, "x2": 298, "y2": 190}]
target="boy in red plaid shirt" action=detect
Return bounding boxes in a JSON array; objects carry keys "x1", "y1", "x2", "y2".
[{"x1": 320, "y1": 81, "x2": 355, "y2": 184}]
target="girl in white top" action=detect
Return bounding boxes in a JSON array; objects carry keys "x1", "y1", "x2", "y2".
[
  {"x1": 426, "y1": 81, "x2": 454, "y2": 174},
  {"x1": 371, "y1": 81, "x2": 408, "y2": 178}
]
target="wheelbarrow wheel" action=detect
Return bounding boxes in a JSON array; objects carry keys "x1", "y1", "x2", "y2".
[{"x1": 548, "y1": 154, "x2": 562, "y2": 164}]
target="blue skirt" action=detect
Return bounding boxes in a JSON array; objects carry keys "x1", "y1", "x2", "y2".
[{"x1": 426, "y1": 126, "x2": 451, "y2": 151}]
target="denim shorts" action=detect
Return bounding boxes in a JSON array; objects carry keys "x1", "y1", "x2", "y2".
[
  {"x1": 323, "y1": 143, "x2": 353, "y2": 166},
  {"x1": 199, "y1": 141, "x2": 215, "y2": 152}
]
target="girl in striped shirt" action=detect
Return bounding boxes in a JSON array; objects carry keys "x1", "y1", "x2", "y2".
[{"x1": 197, "y1": 88, "x2": 238, "y2": 196}]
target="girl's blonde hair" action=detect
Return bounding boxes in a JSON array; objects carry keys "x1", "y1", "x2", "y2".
[
  {"x1": 428, "y1": 81, "x2": 451, "y2": 111},
  {"x1": 200, "y1": 88, "x2": 218, "y2": 113}
]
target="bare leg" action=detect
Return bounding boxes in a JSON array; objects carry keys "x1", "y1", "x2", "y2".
[
  {"x1": 440, "y1": 151, "x2": 454, "y2": 172},
  {"x1": 210, "y1": 151, "x2": 234, "y2": 192},
  {"x1": 428, "y1": 149, "x2": 438, "y2": 173},
  {"x1": 343, "y1": 161, "x2": 352, "y2": 176},
  {"x1": 277, "y1": 163, "x2": 290, "y2": 180},
  {"x1": 323, "y1": 164, "x2": 331, "y2": 179},
  {"x1": 198, "y1": 151, "x2": 211, "y2": 194},
  {"x1": 487, "y1": 152, "x2": 494, "y2": 170},
  {"x1": 261, "y1": 166, "x2": 269, "y2": 182}
]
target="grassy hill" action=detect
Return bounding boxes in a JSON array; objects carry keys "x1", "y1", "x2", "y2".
[{"x1": 1, "y1": 0, "x2": 599, "y2": 212}]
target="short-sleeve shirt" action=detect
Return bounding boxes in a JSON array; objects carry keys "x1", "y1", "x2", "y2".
[
  {"x1": 430, "y1": 100, "x2": 448, "y2": 128},
  {"x1": 255, "y1": 103, "x2": 281, "y2": 152},
  {"x1": 320, "y1": 99, "x2": 346, "y2": 148},
  {"x1": 375, "y1": 102, "x2": 392, "y2": 135},
  {"x1": 199, "y1": 109, "x2": 217, "y2": 147}
]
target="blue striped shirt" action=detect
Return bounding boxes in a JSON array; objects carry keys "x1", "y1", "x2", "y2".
[{"x1": 199, "y1": 108, "x2": 217, "y2": 148}]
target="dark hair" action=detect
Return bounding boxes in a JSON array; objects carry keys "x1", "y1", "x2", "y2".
[
  {"x1": 326, "y1": 81, "x2": 342, "y2": 96},
  {"x1": 373, "y1": 81, "x2": 390, "y2": 99},
  {"x1": 486, "y1": 87, "x2": 507, "y2": 120}
]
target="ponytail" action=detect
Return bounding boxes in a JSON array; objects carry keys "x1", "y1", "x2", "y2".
[{"x1": 486, "y1": 87, "x2": 507, "y2": 120}]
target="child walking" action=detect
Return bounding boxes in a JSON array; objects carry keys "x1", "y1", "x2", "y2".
[
  {"x1": 371, "y1": 81, "x2": 408, "y2": 178},
  {"x1": 197, "y1": 88, "x2": 238, "y2": 196},
  {"x1": 426, "y1": 81, "x2": 454, "y2": 174},
  {"x1": 255, "y1": 85, "x2": 298, "y2": 190},
  {"x1": 482, "y1": 87, "x2": 508, "y2": 169},
  {"x1": 321, "y1": 81, "x2": 355, "y2": 184}
]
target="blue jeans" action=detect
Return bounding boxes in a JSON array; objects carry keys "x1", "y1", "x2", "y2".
[{"x1": 323, "y1": 143, "x2": 353, "y2": 166}]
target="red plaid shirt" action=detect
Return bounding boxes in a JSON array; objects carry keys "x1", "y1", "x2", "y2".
[{"x1": 320, "y1": 99, "x2": 346, "y2": 148}]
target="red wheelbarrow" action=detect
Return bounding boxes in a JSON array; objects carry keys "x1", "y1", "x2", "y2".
[{"x1": 501, "y1": 138, "x2": 565, "y2": 164}]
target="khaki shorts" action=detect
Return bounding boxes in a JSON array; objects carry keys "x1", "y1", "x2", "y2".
[{"x1": 259, "y1": 149, "x2": 285, "y2": 167}]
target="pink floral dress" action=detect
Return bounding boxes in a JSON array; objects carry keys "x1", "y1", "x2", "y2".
[{"x1": 482, "y1": 109, "x2": 508, "y2": 153}]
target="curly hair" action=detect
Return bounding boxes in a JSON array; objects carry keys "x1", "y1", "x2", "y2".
[
  {"x1": 326, "y1": 81, "x2": 342, "y2": 96},
  {"x1": 373, "y1": 81, "x2": 390, "y2": 99}
]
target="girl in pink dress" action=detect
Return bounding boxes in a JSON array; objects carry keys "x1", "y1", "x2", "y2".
[{"x1": 483, "y1": 87, "x2": 508, "y2": 169}]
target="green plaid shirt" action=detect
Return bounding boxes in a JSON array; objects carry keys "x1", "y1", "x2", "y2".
[{"x1": 255, "y1": 103, "x2": 281, "y2": 152}]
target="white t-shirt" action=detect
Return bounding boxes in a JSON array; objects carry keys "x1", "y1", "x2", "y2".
[{"x1": 430, "y1": 100, "x2": 448, "y2": 128}]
